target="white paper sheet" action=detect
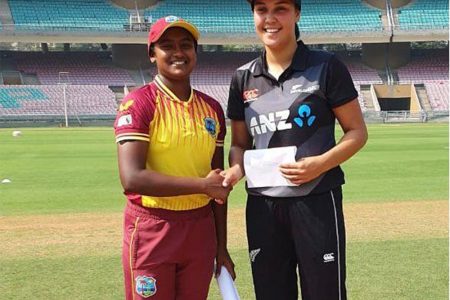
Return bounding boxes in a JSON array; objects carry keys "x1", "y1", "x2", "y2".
[
  {"x1": 216, "y1": 266, "x2": 240, "y2": 300},
  {"x1": 244, "y1": 146, "x2": 297, "y2": 188}
]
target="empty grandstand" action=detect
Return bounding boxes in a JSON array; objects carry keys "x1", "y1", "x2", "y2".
[
  {"x1": 0, "y1": 0, "x2": 448, "y2": 126},
  {"x1": 397, "y1": 0, "x2": 449, "y2": 31},
  {"x1": 13, "y1": 51, "x2": 135, "y2": 85},
  {"x1": 0, "y1": 85, "x2": 116, "y2": 115},
  {"x1": 5, "y1": 0, "x2": 385, "y2": 36},
  {"x1": 8, "y1": 0, "x2": 129, "y2": 31}
]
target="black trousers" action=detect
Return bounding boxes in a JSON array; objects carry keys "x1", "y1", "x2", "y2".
[{"x1": 246, "y1": 187, "x2": 346, "y2": 300}]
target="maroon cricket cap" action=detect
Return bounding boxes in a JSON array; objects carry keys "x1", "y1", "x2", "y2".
[{"x1": 148, "y1": 16, "x2": 200, "y2": 54}]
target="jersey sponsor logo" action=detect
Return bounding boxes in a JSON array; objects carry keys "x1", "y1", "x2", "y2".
[
  {"x1": 204, "y1": 117, "x2": 217, "y2": 137},
  {"x1": 294, "y1": 104, "x2": 316, "y2": 128},
  {"x1": 165, "y1": 15, "x2": 179, "y2": 23},
  {"x1": 117, "y1": 114, "x2": 132, "y2": 127},
  {"x1": 250, "y1": 105, "x2": 316, "y2": 136},
  {"x1": 249, "y1": 110, "x2": 292, "y2": 136},
  {"x1": 243, "y1": 89, "x2": 259, "y2": 103},
  {"x1": 119, "y1": 100, "x2": 134, "y2": 112},
  {"x1": 290, "y1": 84, "x2": 320, "y2": 95},
  {"x1": 135, "y1": 275, "x2": 157, "y2": 298},
  {"x1": 323, "y1": 253, "x2": 335, "y2": 263},
  {"x1": 249, "y1": 248, "x2": 261, "y2": 262}
]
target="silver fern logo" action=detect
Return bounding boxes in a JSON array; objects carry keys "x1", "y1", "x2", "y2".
[
  {"x1": 249, "y1": 248, "x2": 261, "y2": 263},
  {"x1": 323, "y1": 253, "x2": 335, "y2": 263}
]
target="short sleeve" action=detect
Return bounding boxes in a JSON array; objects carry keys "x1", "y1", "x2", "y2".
[
  {"x1": 216, "y1": 103, "x2": 226, "y2": 147},
  {"x1": 226, "y1": 71, "x2": 245, "y2": 120},
  {"x1": 325, "y1": 55, "x2": 359, "y2": 108},
  {"x1": 114, "y1": 91, "x2": 154, "y2": 143},
  {"x1": 195, "y1": 91, "x2": 227, "y2": 148}
]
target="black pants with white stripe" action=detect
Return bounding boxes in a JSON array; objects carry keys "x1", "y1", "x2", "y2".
[{"x1": 246, "y1": 187, "x2": 346, "y2": 300}]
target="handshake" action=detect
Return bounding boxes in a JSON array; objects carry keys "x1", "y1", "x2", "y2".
[{"x1": 204, "y1": 165, "x2": 243, "y2": 205}]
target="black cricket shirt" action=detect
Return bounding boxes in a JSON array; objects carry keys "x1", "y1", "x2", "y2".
[{"x1": 227, "y1": 40, "x2": 358, "y2": 197}]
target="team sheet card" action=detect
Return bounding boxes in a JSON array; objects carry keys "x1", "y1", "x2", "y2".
[{"x1": 244, "y1": 146, "x2": 297, "y2": 188}]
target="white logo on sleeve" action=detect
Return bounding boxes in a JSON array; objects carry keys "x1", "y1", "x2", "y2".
[
  {"x1": 118, "y1": 114, "x2": 132, "y2": 127},
  {"x1": 249, "y1": 248, "x2": 261, "y2": 262},
  {"x1": 323, "y1": 253, "x2": 335, "y2": 263}
]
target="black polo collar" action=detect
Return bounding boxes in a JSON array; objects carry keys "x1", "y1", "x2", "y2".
[{"x1": 253, "y1": 40, "x2": 309, "y2": 77}]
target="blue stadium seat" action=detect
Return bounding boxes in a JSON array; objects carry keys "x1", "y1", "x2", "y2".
[
  {"x1": 398, "y1": 0, "x2": 449, "y2": 30},
  {"x1": 0, "y1": 87, "x2": 48, "y2": 108},
  {"x1": 143, "y1": 0, "x2": 382, "y2": 33},
  {"x1": 9, "y1": 0, "x2": 129, "y2": 31},
  {"x1": 7, "y1": 0, "x2": 384, "y2": 33},
  {"x1": 301, "y1": 1, "x2": 382, "y2": 32}
]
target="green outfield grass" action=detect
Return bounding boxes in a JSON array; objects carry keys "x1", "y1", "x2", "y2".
[
  {"x1": 2, "y1": 239, "x2": 447, "y2": 300},
  {"x1": 342, "y1": 124, "x2": 449, "y2": 203},
  {"x1": 0, "y1": 123, "x2": 448, "y2": 299}
]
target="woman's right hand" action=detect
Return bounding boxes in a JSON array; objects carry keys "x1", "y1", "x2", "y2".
[
  {"x1": 220, "y1": 165, "x2": 244, "y2": 188},
  {"x1": 204, "y1": 169, "x2": 232, "y2": 204}
]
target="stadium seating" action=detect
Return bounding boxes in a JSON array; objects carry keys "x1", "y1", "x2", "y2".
[
  {"x1": 341, "y1": 57, "x2": 380, "y2": 112},
  {"x1": 193, "y1": 52, "x2": 258, "y2": 85},
  {"x1": 425, "y1": 82, "x2": 449, "y2": 111},
  {"x1": 300, "y1": 1, "x2": 382, "y2": 32},
  {"x1": 8, "y1": 0, "x2": 383, "y2": 33},
  {"x1": 398, "y1": 0, "x2": 449, "y2": 30},
  {"x1": 8, "y1": 0, "x2": 129, "y2": 31},
  {"x1": 2, "y1": 47, "x2": 445, "y2": 114},
  {"x1": 0, "y1": 86, "x2": 48, "y2": 108},
  {"x1": 340, "y1": 55, "x2": 383, "y2": 84},
  {"x1": 13, "y1": 51, "x2": 135, "y2": 86},
  {"x1": 397, "y1": 50, "x2": 449, "y2": 83},
  {"x1": 394, "y1": 50, "x2": 448, "y2": 112},
  {"x1": 190, "y1": 51, "x2": 379, "y2": 111},
  {"x1": 7, "y1": 0, "x2": 449, "y2": 34},
  {"x1": 0, "y1": 85, "x2": 117, "y2": 115},
  {"x1": 143, "y1": 0, "x2": 254, "y2": 34},
  {"x1": 143, "y1": 0, "x2": 383, "y2": 33}
]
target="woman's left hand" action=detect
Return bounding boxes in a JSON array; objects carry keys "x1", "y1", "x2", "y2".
[
  {"x1": 279, "y1": 155, "x2": 326, "y2": 185},
  {"x1": 215, "y1": 247, "x2": 236, "y2": 280}
]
